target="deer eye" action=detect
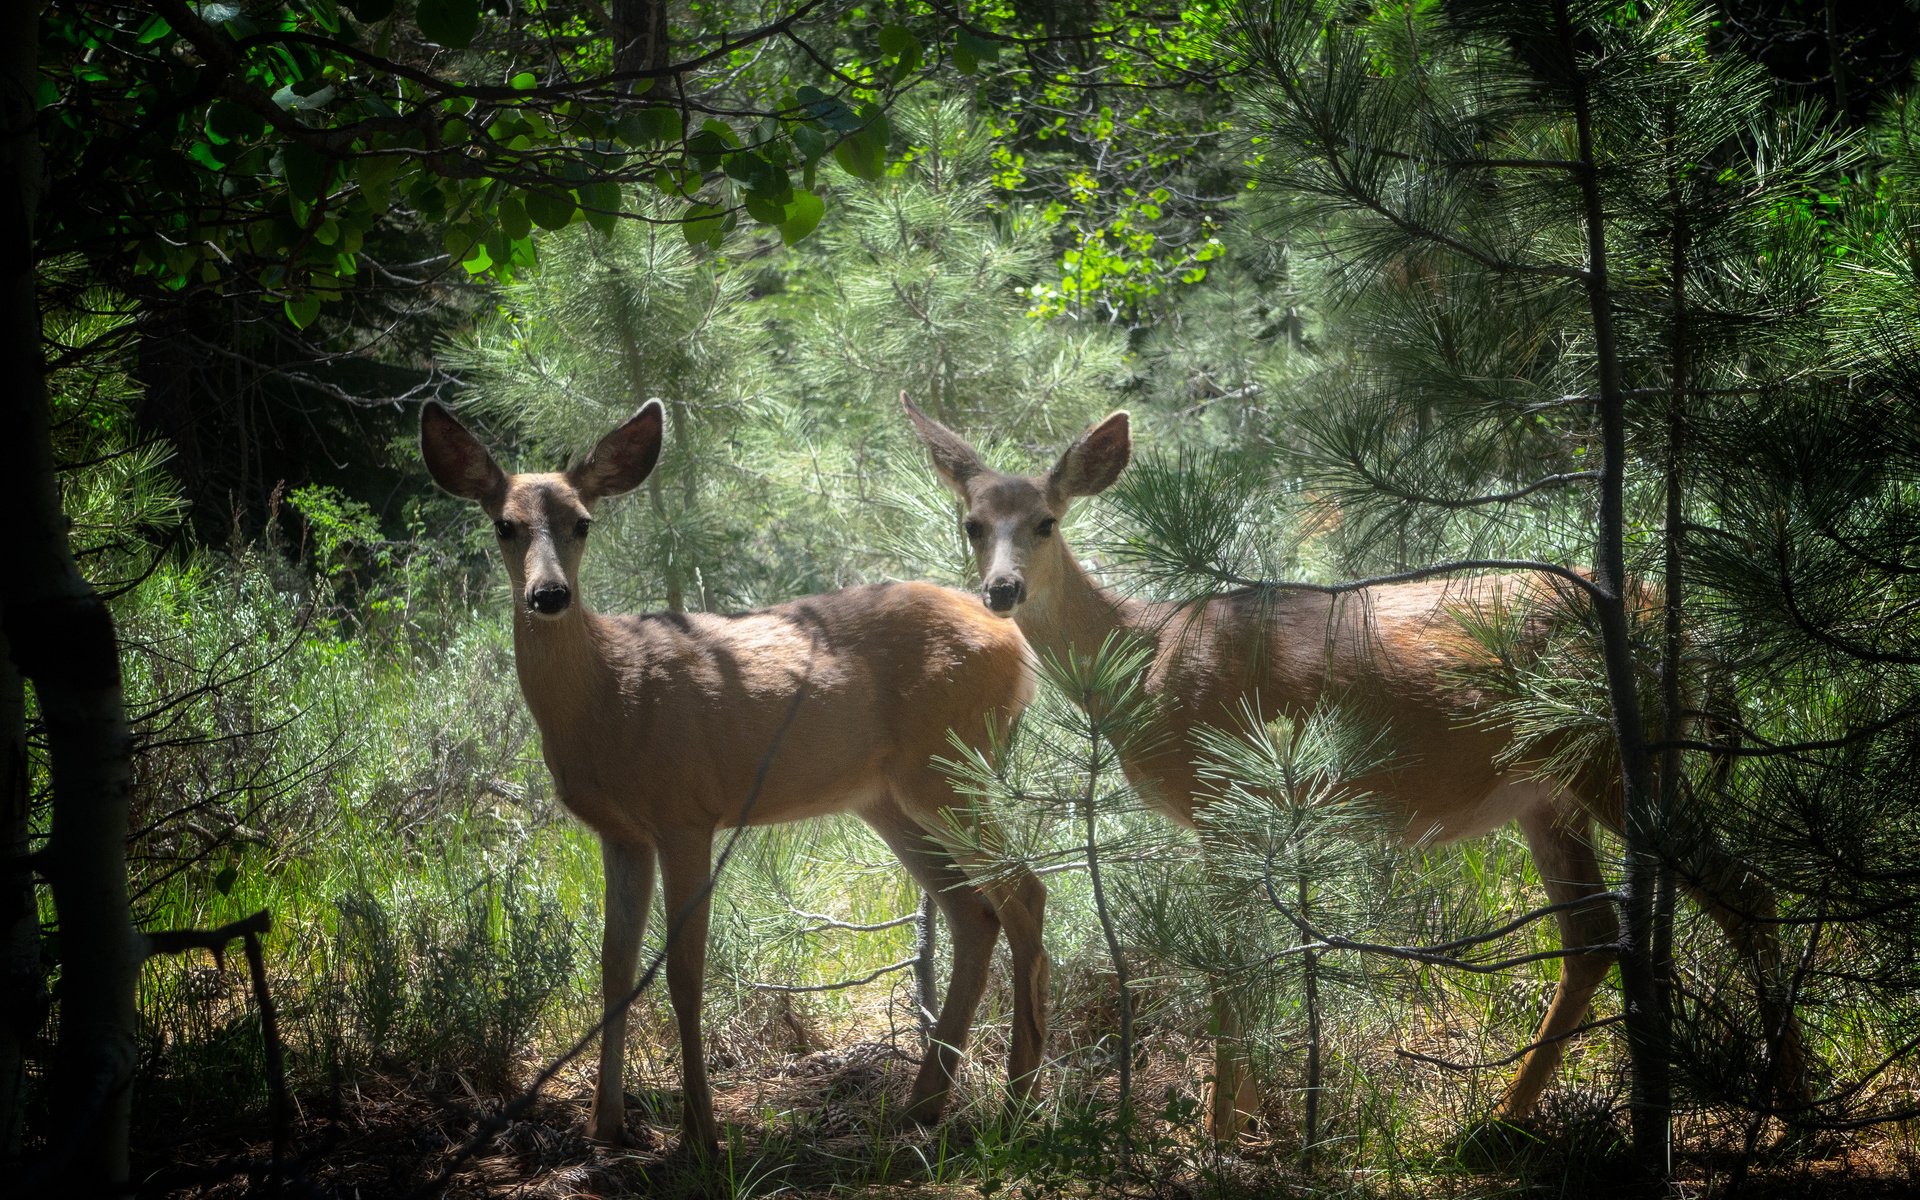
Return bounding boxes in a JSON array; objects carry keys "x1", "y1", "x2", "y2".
[
  {"x1": 574, "y1": 518, "x2": 592, "y2": 539},
  {"x1": 494, "y1": 519, "x2": 515, "y2": 540},
  {"x1": 1035, "y1": 518, "x2": 1056, "y2": 538},
  {"x1": 963, "y1": 519, "x2": 984, "y2": 541}
]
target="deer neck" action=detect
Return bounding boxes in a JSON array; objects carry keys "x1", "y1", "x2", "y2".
[
  {"x1": 510, "y1": 603, "x2": 617, "y2": 732},
  {"x1": 1013, "y1": 540, "x2": 1148, "y2": 669}
]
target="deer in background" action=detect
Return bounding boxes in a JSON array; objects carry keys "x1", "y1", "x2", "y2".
[
  {"x1": 905, "y1": 397, "x2": 1804, "y2": 1139},
  {"x1": 421, "y1": 401, "x2": 1048, "y2": 1148}
]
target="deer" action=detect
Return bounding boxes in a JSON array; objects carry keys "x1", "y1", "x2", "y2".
[
  {"x1": 904, "y1": 397, "x2": 1807, "y2": 1139},
  {"x1": 420, "y1": 400, "x2": 1050, "y2": 1149}
]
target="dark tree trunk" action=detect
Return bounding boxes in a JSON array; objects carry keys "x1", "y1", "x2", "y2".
[
  {"x1": 1, "y1": 5, "x2": 142, "y2": 1189},
  {"x1": 1554, "y1": 1, "x2": 1669, "y2": 1180},
  {"x1": 0, "y1": 641, "x2": 36, "y2": 1167},
  {"x1": 613, "y1": 0, "x2": 670, "y2": 79}
]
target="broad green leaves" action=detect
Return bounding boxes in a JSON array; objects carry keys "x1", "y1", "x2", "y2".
[
  {"x1": 40, "y1": 0, "x2": 966, "y2": 334},
  {"x1": 416, "y1": 0, "x2": 480, "y2": 49},
  {"x1": 952, "y1": 28, "x2": 1002, "y2": 76}
]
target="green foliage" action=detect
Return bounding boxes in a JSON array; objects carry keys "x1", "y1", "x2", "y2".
[
  {"x1": 55, "y1": 0, "x2": 1920, "y2": 1186},
  {"x1": 329, "y1": 863, "x2": 577, "y2": 1088},
  {"x1": 783, "y1": 94, "x2": 1127, "y2": 441},
  {"x1": 40, "y1": 0, "x2": 930, "y2": 333}
]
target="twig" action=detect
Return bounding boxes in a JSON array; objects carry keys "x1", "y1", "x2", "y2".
[
  {"x1": 243, "y1": 928, "x2": 290, "y2": 1186},
  {"x1": 1260, "y1": 845, "x2": 1622, "y2": 972},
  {"x1": 743, "y1": 958, "x2": 917, "y2": 993},
  {"x1": 143, "y1": 908, "x2": 272, "y2": 963},
  {"x1": 1395, "y1": 1014, "x2": 1626, "y2": 1072},
  {"x1": 790, "y1": 909, "x2": 921, "y2": 935}
]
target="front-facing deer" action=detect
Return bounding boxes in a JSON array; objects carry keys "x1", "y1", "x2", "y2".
[
  {"x1": 906, "y1": 398, "x2": 1806, "y2": 1139},
  {"x1": 421, "y1": 401, "x2": 1048, "y2": 1148}
]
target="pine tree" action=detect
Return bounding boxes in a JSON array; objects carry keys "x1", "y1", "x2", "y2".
[{"x1": 1198, "y1": 0, "x2": 1890, "y2": 1172}]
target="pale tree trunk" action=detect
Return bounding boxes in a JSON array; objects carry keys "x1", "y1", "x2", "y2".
[{"x1": 1, "y1": 6, "x2": 142, "y2": 1189}]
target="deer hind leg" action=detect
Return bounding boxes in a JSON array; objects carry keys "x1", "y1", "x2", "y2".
[
  {"x1": 1671, "y1": 825, "x2": 1811, "y2": 1111},
  {"x1": 880, "y1": 774, "x2": 1050, "y2": 1118},
  {"x1": 867, "y1": 798, "x2": 1003, "y2": 1122},
  {"x1": 590, "y1": 838, "x2": 656, "y2": 1143},
  {"x1": 1496, "y1": 805, "x2": 1621, "y2": 1121},
  {"x1": 655, "y1": 826, "x2": 720, "y2": 1149}
]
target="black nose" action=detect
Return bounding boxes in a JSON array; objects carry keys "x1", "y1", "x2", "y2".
[
  {"x1": 984, "y1": 578, "x2": 1024, "y2": 613},
  {"x1": 529, "y1": 584, "x2": 571, "y2": 615}
]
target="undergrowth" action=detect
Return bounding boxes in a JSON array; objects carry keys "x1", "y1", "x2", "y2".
[{"x1": 101, "y1": 548, "x2": 1920, "y2": 1197}]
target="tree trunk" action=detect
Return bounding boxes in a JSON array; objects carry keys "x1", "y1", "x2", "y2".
[
  {"x1": 612, "y1": 0, "x2": 670, "y2": 79},
  {"x1": 0, "y1": 639, "x2": 37, "y2": 1167},
  {"x1": 1, "y1": 6, "x2": 142, "y2": 1188},
  {"x1": 1555, "y1": 0, "x2": 1669, "y2": 1180}
]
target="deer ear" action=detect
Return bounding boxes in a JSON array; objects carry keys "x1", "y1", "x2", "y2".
[
  {"x1": 568, "y1": 400, "x2": 664, "y2": 501},
  {"x1": 902, "y1": 393, "x2": 988, "y2": 501},
  {"x1": 421, "y1": 403, "x2": 507, "y2": 503},
  {"x1": 1048, "y1": 411, "x2": 1131, "y2": 502}
]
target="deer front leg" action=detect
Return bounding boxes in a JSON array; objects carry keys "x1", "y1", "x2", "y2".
[
  {"x1": 656, "y1": 827, "x2": 719, "y2": 1150},
  {"x1": 1497, "y1": 808, "x2": 1619, "y2": 1121},
  {"x1": 591, "y1": 839, "x2": 655, "y2": 1144}
]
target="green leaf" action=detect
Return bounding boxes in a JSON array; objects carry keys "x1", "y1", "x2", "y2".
[
  {"x1": 280, "y1": 144, "x2": 331, "y2": 203},
  {"x1": 797, "y1": 86, "x2": 862, "y2": 132},
  {"x1": 417, "y1": 0, "x2": 480, "y2": 48},
  {"x1": 578, "y1": 180, "x2": 619, "y2": 234},
  {"x1": 618, "y1": 106, "x2": 683, "y2": 146},
  {"x1": 284, "y1": 293, "x2": 321, "y2": 329},
  {"x1": 345, "y1": 0, "x2": 396, "y2": 19},
  {"x1": 524, "y1": 187, "x2": 576, "y2": 230},
  {"x1": 461, "y1": 241, "x2": 494, "y2": 274},
  {"x1": 792, "y1": 123, "x2": 826, "y2": 162},
  {"x1": 682, "y1": 202, "x2": 725, "y2": 250},
  {"x1": 744, "y1": 192, "x2": 786, "y2": 225},
  {"x1": 777, "y1": 189, "x2": 825, "y2": 245},
  {"x1": 834, "y1": 125, "x2": 886, "y2": 182},
  {"x1": 879, "y1": 24, "x2": 922, "y2": 80},
  {"x1": 956, "y1": 28, "x2": 1000, "y2": 66},
  {"x1": 725, "y1": 151, "x2": 784, "y2": 196},
  {"x1": 213, "y1": 863, "x2": 238, "y2": 896},
  {"x1": 498, "y1": 195, "x2": 531, "y2": 241},
  {"x1": 510, "y1": 71, "x2": 537, "y2": 90},
  {"x1": 206, "y1": 99, "x2": 265, "y2": 144}
]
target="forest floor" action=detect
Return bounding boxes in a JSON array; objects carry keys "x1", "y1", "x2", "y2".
[{"x1": 134, "y1": 1035, "x2": 1920, "y2": 1199}]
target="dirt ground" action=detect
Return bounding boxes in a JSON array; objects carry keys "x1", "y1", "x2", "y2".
[{"x1": 132, "y1": 1038, "x2": 1920, "y2": 1199}]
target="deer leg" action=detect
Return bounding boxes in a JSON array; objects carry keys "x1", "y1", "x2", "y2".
[
  {"x1": 590, "y1": 838, "x2": 656, "y2": 1143},
  {"x1": 1671, "y1": 828, "x2": 1811, "y2": 1112},
  {"x1": 656, "y1": 827, "x2": 719, "y2": 1150},
  {"x1": 980, "y1": 862, "x2": 1048, "y2": 1102},
  {"x1": 867, "y1": 799, "x2": 1003, "y2": 1123},
  {"x1": 1496, "y1": 806, "x2": 1620, "y2": 1121},
  {"x1": 875, "y1": 783, "x2": 1052, "y2": 1121}
]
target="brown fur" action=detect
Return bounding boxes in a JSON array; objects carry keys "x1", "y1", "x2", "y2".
[
  {"x1": 907, "y1": 398, "x2": 1803, "y2": 1138},
  {"x1": 422, "y1": 402, "x2": 1048, "y2": 1149}
]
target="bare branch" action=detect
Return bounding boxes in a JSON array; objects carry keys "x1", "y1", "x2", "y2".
[
  {"x1": 1396, "y1": 1014, "x2": 1625, "y2": 1073},
  {"x1": 743, "y1": 958, "x2": 917, "y2": 993}
]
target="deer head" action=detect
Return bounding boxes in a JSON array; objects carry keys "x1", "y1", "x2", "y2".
[
  {"x1": 903, "y1": 395, "x2": 1132, "y2": 616},
  {"x1": 420, "y1": 401, "x2": 664, "y2": 619}
]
